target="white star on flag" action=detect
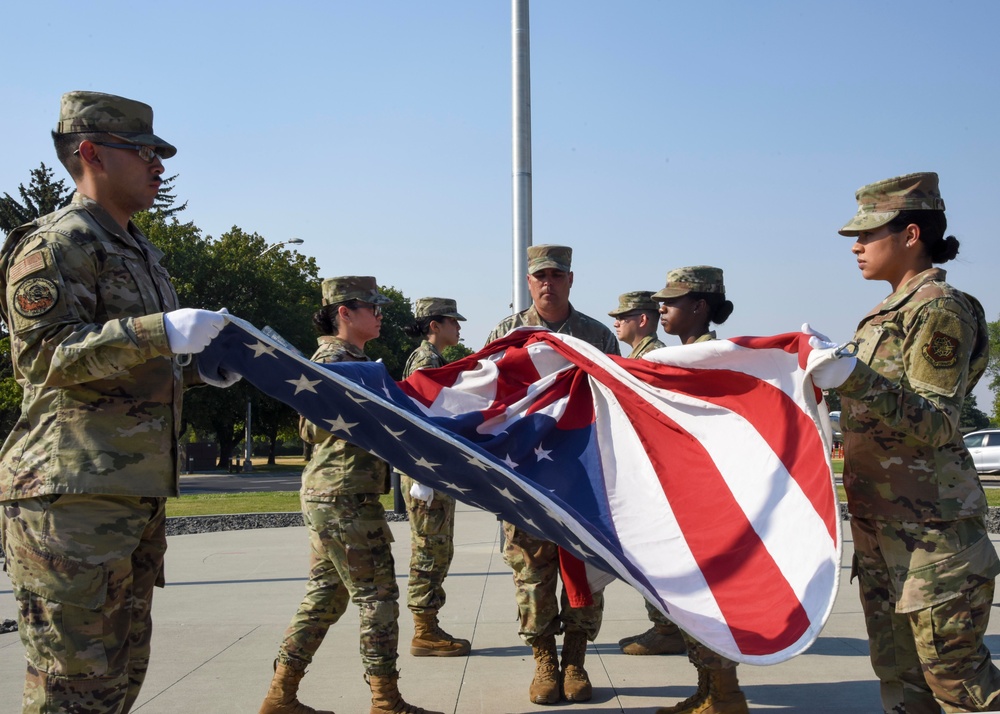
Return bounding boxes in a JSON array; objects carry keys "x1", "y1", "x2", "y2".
[
  {"x1": 324, "y1": 415, "x2": 359, "y2": 434},
  {"x1": 287, "y1": 374, "x2": 321, "y2": 394},
  {"x1": 465, "y1": 455, "x2": 489, "y2": 470},
  {"x1": 246, "y1": 341, "x2": 278, "y2": 358},
  {"x1": 496, "y1": 486, "x2": 521, "y2": 503}
]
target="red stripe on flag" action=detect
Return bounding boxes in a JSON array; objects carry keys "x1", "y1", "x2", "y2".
[
  {"x1": 628, "y1": 360, "x2": 836, "y2": 544},
  {"x1": 532, "y1": 333, "x2": 816, "y2": 655}
]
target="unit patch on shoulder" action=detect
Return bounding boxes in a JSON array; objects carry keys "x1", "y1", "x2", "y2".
[
  {"x1": 921, "y1": 330, "x2": 960, "y2": 368},
  {"x1": 13, "y1": 277, "x2": 59, "y2": 318}
]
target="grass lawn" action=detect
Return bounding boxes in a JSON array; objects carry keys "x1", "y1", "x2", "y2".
[
  {"x1": 167, "y1": 455, "x2": 1000, "y2": 516},
  {"x1": 166, "y1": 492, "x2": 398, "y2": 517}
]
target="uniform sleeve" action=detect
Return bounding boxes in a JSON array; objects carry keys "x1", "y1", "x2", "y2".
[
  {"x1": 485, "y1": 323, "x2": 506, "y2": 347},
  {"x1": 404, "y1": 347, "x2": 442, "y2": 377},
  {"x1": 6, "y1": 235, "x2": 171, "y2": 389},
  {"x1": 837, "y1": 299, "x2": 973, "y2": 448},
  {"x1": 299, "y1": 413, "x2": 333, "y2": 444}
]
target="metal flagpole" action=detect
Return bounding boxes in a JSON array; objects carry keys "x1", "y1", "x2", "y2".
[{"x1": 512, "y1": 0, "x2": 532, "y2": 313}]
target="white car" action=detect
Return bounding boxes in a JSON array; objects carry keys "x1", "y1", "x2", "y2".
[
  {"x1": 964, "y1": 429, "x2": 1000, "y2": 474},
  {"x1": 828, "y1": 411, "x2": 842, "y2": 441}
]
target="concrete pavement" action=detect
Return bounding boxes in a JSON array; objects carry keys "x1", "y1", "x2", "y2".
[{"x1": 3, "y1": 503, "x2": 1000, "y2": 713}]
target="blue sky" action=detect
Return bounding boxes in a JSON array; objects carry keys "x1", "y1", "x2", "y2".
[{"x1": 5, "y1": 1, "x2": 999, "y2": 407}]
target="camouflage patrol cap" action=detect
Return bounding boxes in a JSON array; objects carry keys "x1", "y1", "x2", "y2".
[
  {"x1": 414, "y1": 297, "x2": 466, "y2": 321},
  {"x1": 608, "y1": 290, "x2": 658, "y2": 317},
  {"x1": 652, "y1": 266, "x2": 725, "y2": 300},
  {"x1": 57, "y1": 91, "x2": 177, "y2": 159},
  {"x1": 527, "y1": 244, "x2": 572, "y2": 274},
  {"x1": 838, "y1": 172, "x2": 945, "y2": 236},
  {"x1": 321, "y1": 276, "x2": 393, "y2": 306}
]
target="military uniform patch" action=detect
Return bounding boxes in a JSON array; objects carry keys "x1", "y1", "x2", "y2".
[
  {"x1": 8, "y1": 252, "x2": 47, "y2": 283},
  {"x1": 922, "y1": 330, "x2": 959, "y2": 368},
  {"x1": 13, "y1": 277, "x2": 59, "y2": 318}
]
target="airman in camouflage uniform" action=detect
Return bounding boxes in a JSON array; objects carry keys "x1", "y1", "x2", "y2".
[
  {"x1": 0, "y1": 91, "x2": 229, "y2": 714},
  {"x1": 486, "y1": 245, "x2": 620, "y2": 705},
  {"x1": 819, "y1": 173, "x2": 1000, "y2": 713},
  {"x1": 606, "y1": 292, "x2": 687, "y2": 657},
  {"x1": 399, "y1": 297, "x2": 472, "y2": 658},
  {"x1": 260, "y1": 277, "x2": 441, "y2": 714},
  {"x1": 652, "y1": 267, "x2": 747, "y2": 714}
]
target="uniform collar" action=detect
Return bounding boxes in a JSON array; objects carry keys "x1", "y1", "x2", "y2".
[
  {"x1": 421, "y1": 339, "x2": 443, "y2": 359},
  {"x1": 317, "y1": 335, "x2": 367, "y2": 359},
  {"x1": 72, "y1": 192, "x2": 146, "y2": 250},
  {"x1": 870, "y1": 267, "x2": 947, "y2": 316}
]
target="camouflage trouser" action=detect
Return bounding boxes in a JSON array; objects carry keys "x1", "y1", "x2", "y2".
[
  {"x1": 0, "y1": 494, "x2": 166, "y2": 714},
  {"x1": 851, "y1": 516, "x2": 1000, "y2": 713},
  {"x1": 644, "y1": 599, "x2": 675, "y2": 629},
  {"x1": 278, "y1": 493, "x2": 400, "y2": 676},
  {"x1": 682, "y1": 634, "x2": 737, "y2": 671},
  {"x1": 501, "y1": 521, "x2": 604, "y2": 646},
  {"x1": 400, "y1": 474, "x2": 456, "y2": 616}
]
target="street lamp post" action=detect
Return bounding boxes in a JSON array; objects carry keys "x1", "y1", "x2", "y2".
[{"x1": 242, "y1": 237, "x2": 305, "y2": 473}]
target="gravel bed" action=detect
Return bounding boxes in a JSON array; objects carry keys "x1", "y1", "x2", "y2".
[{"x1": 165, "y1": 509, "x2": 408, "y2": 536}]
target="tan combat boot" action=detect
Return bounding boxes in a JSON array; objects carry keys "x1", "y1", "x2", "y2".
[
  {"x1": 621, "y1": 623, "x2": 686, "y2": 655},
  {"x1": 658, "y1": 667, "x2": 748, "y2": 714},
  {"x1": 560, "y1": 630, "x2": 592, "y2": 702},
  {"x1": 259, "y1": 660, "x2": 335, "y2": 714},
  {"x1": 654, "y1": 664, "x2": 710, "y2": 713},
  {"x1": 410, "y1": 613, "x2": 471, "y2": 657},
  {"x1": 367, "y1": 672, "x2": 443, "y2": 714},
  {"x1": 528, "y1": 634, "x2": 560, "y2": 704}
]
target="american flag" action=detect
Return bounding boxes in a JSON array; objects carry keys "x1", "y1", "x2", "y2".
[{"x1": 199, "y1": 317, "x2": 841, "y2": 665}]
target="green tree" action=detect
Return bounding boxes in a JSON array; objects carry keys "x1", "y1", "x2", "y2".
[
  {"x1": 139, "y1": 216, "x2": 321, "y2": 467},
  {"x1": 988, "y1": 316, "x2": 1000, "y2": 425},
  {"x1": 149, "y1": 174, "x2": 188, "y2": 218},
  {"x1": 0, "y1": 337, "x2": 21, "y2": 435},
  {"x1": 442, "y1": 343, "x2": 475, "y2": 363},
  {"x1": 0, "y1": 163, "x2": 72, "y2": 233},
  {"x1": 960, "y1": 394, "x2": 992, "y2": 431},
  {"x1": 192, "y1": 227, "x2": 320, "y2": 466}
]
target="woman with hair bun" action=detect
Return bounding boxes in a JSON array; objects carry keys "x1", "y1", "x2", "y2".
[
  {"x1": 398, "y1": 297, "x2": 472, "y2": 658},
  {"x1": 809, "y1": 172, "x2": 1000, "y2": 712},
  {"x1": 651, "y1": 266, "x2": 748, "y2": 714}
]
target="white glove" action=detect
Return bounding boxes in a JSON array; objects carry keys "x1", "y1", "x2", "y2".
[
  {"x1": 807, "y1": 339, "x2": 857, "y2": 389},
  {"x1": 801, "y1": 322, "x2": 832, "y2": 343},
  {"x1": 198, "y1": 362, "x2": 242, "y2": 388},
  {"x1": 163, "y1": 308, "x2": 227, "y2": 355},
  {"x1": 409, "y1": 481, "x2": 435, "y2": 505}
]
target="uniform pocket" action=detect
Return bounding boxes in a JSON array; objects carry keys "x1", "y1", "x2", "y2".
[
  {"x1": 343, "y1": 517, "x2": 394, "y2": 586},
  {"x1": 896, "y1": 534, "x2": 1000, "y2": 613},
  {"x1": 7, "y1": 538, "x2": 107, "y2": 609}
]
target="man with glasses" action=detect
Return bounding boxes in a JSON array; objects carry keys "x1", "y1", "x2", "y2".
[
  {"x1": 486, "y1": 245, "x2": 620, "y2": 705},
  {"x1": 0, "y1": 91, "x2": 232, "y2": 713},
  {"x1": 607, "y1": 292, "x2": 687, "y2": 657}
]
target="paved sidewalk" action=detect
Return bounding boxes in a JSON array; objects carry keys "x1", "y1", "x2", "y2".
[{"x1": 2, "y1": 504, "x2": 1000, "y2": 713}]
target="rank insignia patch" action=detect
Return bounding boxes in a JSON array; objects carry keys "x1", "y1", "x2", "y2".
[
  {"x1": 13, "y1": 277, "x2": 59, "y2": 318},
  {"x1": 922, "y1": 331, "x2": 960, "y2": 368}
]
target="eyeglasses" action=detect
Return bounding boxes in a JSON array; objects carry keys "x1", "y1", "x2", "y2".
[
  {"x1": 355, "y1": 303, "x2": 382, "y2": 318},
  {"x1": 75, "y1": 142, "x2": 164, "y2": 163}
]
